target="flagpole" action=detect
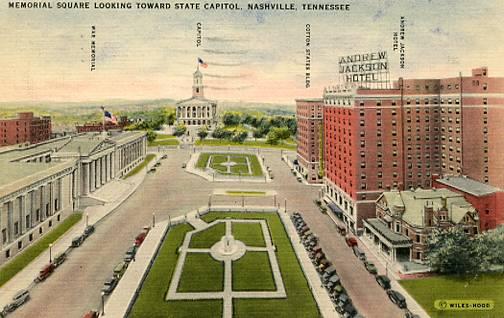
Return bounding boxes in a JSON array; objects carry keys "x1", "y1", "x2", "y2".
[{"x1": 101, "y1": 106, "x2": 105, "y2": 133}]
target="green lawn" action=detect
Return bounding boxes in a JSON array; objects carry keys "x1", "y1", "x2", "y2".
[
  {"x1": 232, "y1": 222, "x2": 266, "y2": 247},
  {"x1": 0, "y1": 212, "x2": 83, "y2": 287},
  {"x1": 189, "y1": 222, "x2": 226, "y2": 248},
  {"x1": 177, "y1": 253, "x2": 224, "y2": 292},
  {"x1": 123, "y1": 154, "x2": 156, "y2": 179},
  {"x1": 195, "y1": 152, "x2": 264, "y2": 177},
  {"x1": 233, "y1": 252, "x2": 276, "y2": 291},
  {"x1": 149, "y1": 139, "x2": 180, "y2": 146},
  {"x1": 400, "y1": 274, "x2": 504, "y2": 318},
  {"x1": 202, "y1": 212, "x2": 320, "y2": 318},
  {"x1": 195, "y1": 139, "x2": 296, "y2": 150},
  {"x1": 129, "y1": 224, "x2": 223, "y2": 318}
]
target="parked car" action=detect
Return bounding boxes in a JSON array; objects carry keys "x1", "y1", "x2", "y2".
[
  {"x1": 345, "y1": 237, "x2": 358, "y2": 247},
  {"x1": 181, "y1": 163, "x2": 187, "y2": 168},
  {"x1": 387, "y1": 290, "x2": 407, "y2": 309},
  {"x1": 53, "y1": 252, "x2": 67, "y2": 267},
  {"x1": 375, "y1": 275, "x2": 391, "y2": 290},
  {"x1": 101, "y1": 276, "x2": 119, "y2": 295},
  {"x1": 337, "y1": 225, "x2": 347, "y2": 236},
  {"x1": 148, "y1": 167, "x2": 156, "y2": 173},
  {"x1": 113, "y1": 261, "x2": 128, "y2": 279},
  {"x1": 82, "y1": 310, "x2": 99, "y2": 318},
  {"x1": 161, "y1": 154, "x2": 168, "y2": 159},
  {"x1": 135, "y1": 232, "x2": 147, "y2": 246},
  {"x1": 404, "y1": 310, "x2": 420, "y2": 318},
  {"x1": 322, "y1": 266, "x2": 337, "y2": 282},
  {"x1": 341, "y1": 303, "x2": 358, "y2": 318},
  {"x1": 313, "y1": 252, "x2": 325, "y2": 263},
  {"x1": 325, "y1": 274, "x2": 341, "y2": 290},
  {"x1": 154, "y1": 162, "x2": 161, "y2": 167},
  {"x1": 3, "y1": 289, "x2": 30, "y2": 313},
  {"x1": 363, "y1": 261, "x2": 378, "y2": 275},
  {"x1": 124, "y1": 245, "x2": 138, "y2": 262},
  {"x1": 83, "y1": 225, "x2": 95, "y2": 238},
  {"x1": 71, "y1": 235, "x2": 85, "y2": 247},
  {"x1": 35, "y1": 263, "x2": 55, "y2": 282},
  {"x1": 309, "y1": 245, "x2": 322, "y2": 256},
  {"x1": 331, "y1": 284, "x2": 345, "y2": 297},
  {"x1": 317, "y1": 259, "x2": 332, "y2": 273},
  {"x1": 352, "y1": 246, "x2": 366, "y2": 261},
  {"x1": 335, "y1": 293, "x2": 351, "y2": 313}
]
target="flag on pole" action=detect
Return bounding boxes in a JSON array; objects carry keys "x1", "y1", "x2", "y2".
[
  {"x1": 198, "y1": 57, "x2": 208, "y2": 68},
  {"x1": 101, "y1": 106, "x2": 117, "y2": 124}
]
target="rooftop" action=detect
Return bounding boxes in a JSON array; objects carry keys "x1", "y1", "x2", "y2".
[
  {"x1": 380, "y1": 188, "x2": 476, "y2": 227},
  {"x1": 435, "y1": 176, "x2": 499, "y2": 196},
  {"x1": 364, "y1": 218, "x2": 411, "y2": 245},
  {"x1": 176, "y1": 96, "x2": 216, "y2": 106}
]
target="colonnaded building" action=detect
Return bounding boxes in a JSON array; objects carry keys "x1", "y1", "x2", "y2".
[
  {"x1": 175, "y1": 67, "x2": 218, "y2": 127},
  {"x1": 0, "y1": 131, "x2": 146, "y2": 265}
]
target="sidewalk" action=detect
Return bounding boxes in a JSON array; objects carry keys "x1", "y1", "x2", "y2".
[
  {"x1": 103, "y1": 220, "x2": 170, "y2": 318},
  {"x1": 325, "y1": 211, "x2": 430, "y2": 318},
  {"x1": 0, "y1": 154, "x2": 158, "y2": 310}
]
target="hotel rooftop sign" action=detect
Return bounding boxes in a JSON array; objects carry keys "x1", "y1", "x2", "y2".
[{"x1": 338, "y1": 51, "x2": 391, "y2": 88}]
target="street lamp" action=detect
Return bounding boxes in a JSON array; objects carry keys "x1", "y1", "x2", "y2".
[
  {"x1": 274, "y1": 195, "x2": 277, "y2": 207},
  {"x1": 152, "y1": 213, "x2": 156, "y2": 228},
  {"x1": 86, "y1": 213, "x2": 89, "y2": 227},
  {"x1": 284, "y1": 199, "x2": 287, "y2": 213},
  {"x1": 241, "y1": 195, "x2": 245, "y2": 207},
  {"x1": 208, "y1": 194, "x2": 212, "y2": 208},
  {"x1": 49, "y1": 243, "x2": 53, "y2": 263},
  {"x1": 101, "y1": 291, "x2": 105, "y2": 315}
]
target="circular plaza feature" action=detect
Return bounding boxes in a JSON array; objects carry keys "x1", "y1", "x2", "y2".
[{"x1": 210, "y1": 234, "x2": 246, "y2": 261}]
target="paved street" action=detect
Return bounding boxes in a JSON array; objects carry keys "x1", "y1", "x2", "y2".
[{"x1": 11, "y1": 147, "x2": 405, "y2": 318}]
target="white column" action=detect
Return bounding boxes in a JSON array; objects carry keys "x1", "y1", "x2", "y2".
[{"x1": 90, "y1": 160, "x2": 96, "y2": 192}]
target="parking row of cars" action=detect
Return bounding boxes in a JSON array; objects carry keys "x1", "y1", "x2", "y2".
[
  {"x1": 291, "y1": 212, "x2": 363, "y2": 318},
  {"x1": 342, "y1": 231, "x2": 420, "y2": 318},
  {"x1": 148, "y1": 154, "x2": 167, "y2": 173},
  {"x1": 1, "y1": 224, "x2": 97, "y2": 316}
]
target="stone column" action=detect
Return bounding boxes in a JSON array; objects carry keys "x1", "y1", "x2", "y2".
[
  {"x1": 20, "y1": 195, "x2": 27, "y2": 234},
  {"x1": 90, "y1": 160, "x2": 96, "y2": 192},
  {"x1": 7, "y1": 201, "x2": 13, "y2": 243},
  {"x1": 82, "y1": 163, "x2": 89, "y2": 195},
  {"x1": 101, "y1": 156, "x2": 106, "y2": 185}
]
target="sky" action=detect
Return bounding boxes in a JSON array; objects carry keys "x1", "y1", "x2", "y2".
[{"x1": 0, "y1": 0, "x2": 503, "y2": 104}]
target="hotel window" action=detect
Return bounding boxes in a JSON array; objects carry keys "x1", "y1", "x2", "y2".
[
  {"x1": 391, "y1": 109, "x2": 397, "y2": 116},
  {"x1": 483, "y1": 83, "x2": 488, "y2": 90},
  {"x1": 376, "y1": 101, "x2": 382, "y2": 106},
  {"x1": 360, "y1": 183, "x2": 367, "y2": 190},
  {"x1": 392, "y1": 100, "x2": 397, "y2": 106},
  {"x1": 483, "y1": 98, "x2": 488, "y2": 105},
  {"x1": 360, "y1": 120, "x2": 365, "y2": 126},
  {"x1": 393, "y1": 161, "x2": 398, "y2": 167},
  {"x1": 406, "y1": 99, "x2": 411, "y2": 105},
  {"x1": 424, "y1": 98, "x2": 429, "y2": 104},
  {"x1": 416, "y1": 98, "x2": 420, "y2": 105},
  {"x1": 359, "y1": 101, "x2": 364, "y2": 106},
  {"x1": 377, "y1": 161, "x2": 383, "y2": 168},
  {"x1": 393, "y1": 172, "x2": 398, "y2": 178},
  {"x1": 377, "y1": 171, "x2": 383, "y2": 178}
]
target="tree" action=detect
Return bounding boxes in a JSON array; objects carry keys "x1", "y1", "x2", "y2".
[
  {"x1": 173, "y1": 124, "x2": 187, "y2": 137},
  {"x1": 232, "y1": 131, "x2": 247, "y2": 143},
  {"x1": 165, "y1": 109, "x2": 176, "y2": 125},
  {"x1": 426, "y1": 227, "x2": 480, "y2": 275},
  {"x1": 270, "y1": 127, "x2": 290, "y2": 140},
  {"x1": 212, "y1": 126, "x2": 232, "y2": 139},
  {"x1": 146, "y1": 130, "x2": 157, "y2": 142},
  {"x1": 197, "y1": 126, "x2": 209, "y2": 140},
  {"x1": 222, "y1": 111, "x2": 241, "y2": 126},
  {"x1": 266, "y1": 130, "x2": 279, "y2": 145}
]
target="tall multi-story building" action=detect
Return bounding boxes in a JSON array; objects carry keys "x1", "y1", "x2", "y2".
[
  {"x1": 322, "y1": 67, "x2": 504, "y2": 233},
  {"x1": 295, "y1": 98, "x2": 324, "y2": 183},
  {"x1": 438, "y1": 67, "x2": 504, "y2": 188},
  {"x1": 0, "y1": 112, "x2": 51, "y2": 147}
]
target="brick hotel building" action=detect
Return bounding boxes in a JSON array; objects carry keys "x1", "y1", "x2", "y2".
[
  {"x1": 320, "y1": 67, "x2": 504, "y2": 233},
  {"x1": 0, "y1": 112, "x2": 51, "y2": 147},
  {"x1": 295, "y1": 98, "x2": 324, "y2": 183}
]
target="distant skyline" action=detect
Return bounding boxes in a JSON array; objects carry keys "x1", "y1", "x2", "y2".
[{"x1": 1, "y1": 0, "x2": 503, "y2": 104}]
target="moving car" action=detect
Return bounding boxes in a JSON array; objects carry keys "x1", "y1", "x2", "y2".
[
  {"x1": 387, "y1": 290, "x2": 407, "y2": 309},
  {"x1": 363, "y1": 261, "x2": 378, "y2": 275},
  {"x1": 345, "y1": 237, "x2": 358, "y2": 247},
  {"x1": 101, "y1": 276, "x2": 119, "y2": 295},
  {"x1": 375, "y1": 275, "x2": 391, "y2": 290},
  {"x1": 3, "y1": 289, "x2": 30, "y2": 313}
]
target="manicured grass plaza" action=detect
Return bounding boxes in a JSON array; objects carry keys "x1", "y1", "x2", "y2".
[
  {"x1": 195, "y1": 152, "x2": 264, "y2": 177},
  {"x1": 129, "y1": 212, "x2": 320, "y2": 318},
  {"x1": 400, "y1": 274, "x2": 504, "y2": 318}
]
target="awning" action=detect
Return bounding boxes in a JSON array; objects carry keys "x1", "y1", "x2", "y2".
[
  {"x1": 328, "y1": 202, "x2": 343, "y2": 216},
  {"x1": 364, "y1": 218, "x2": 412, "y2": 246}
]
